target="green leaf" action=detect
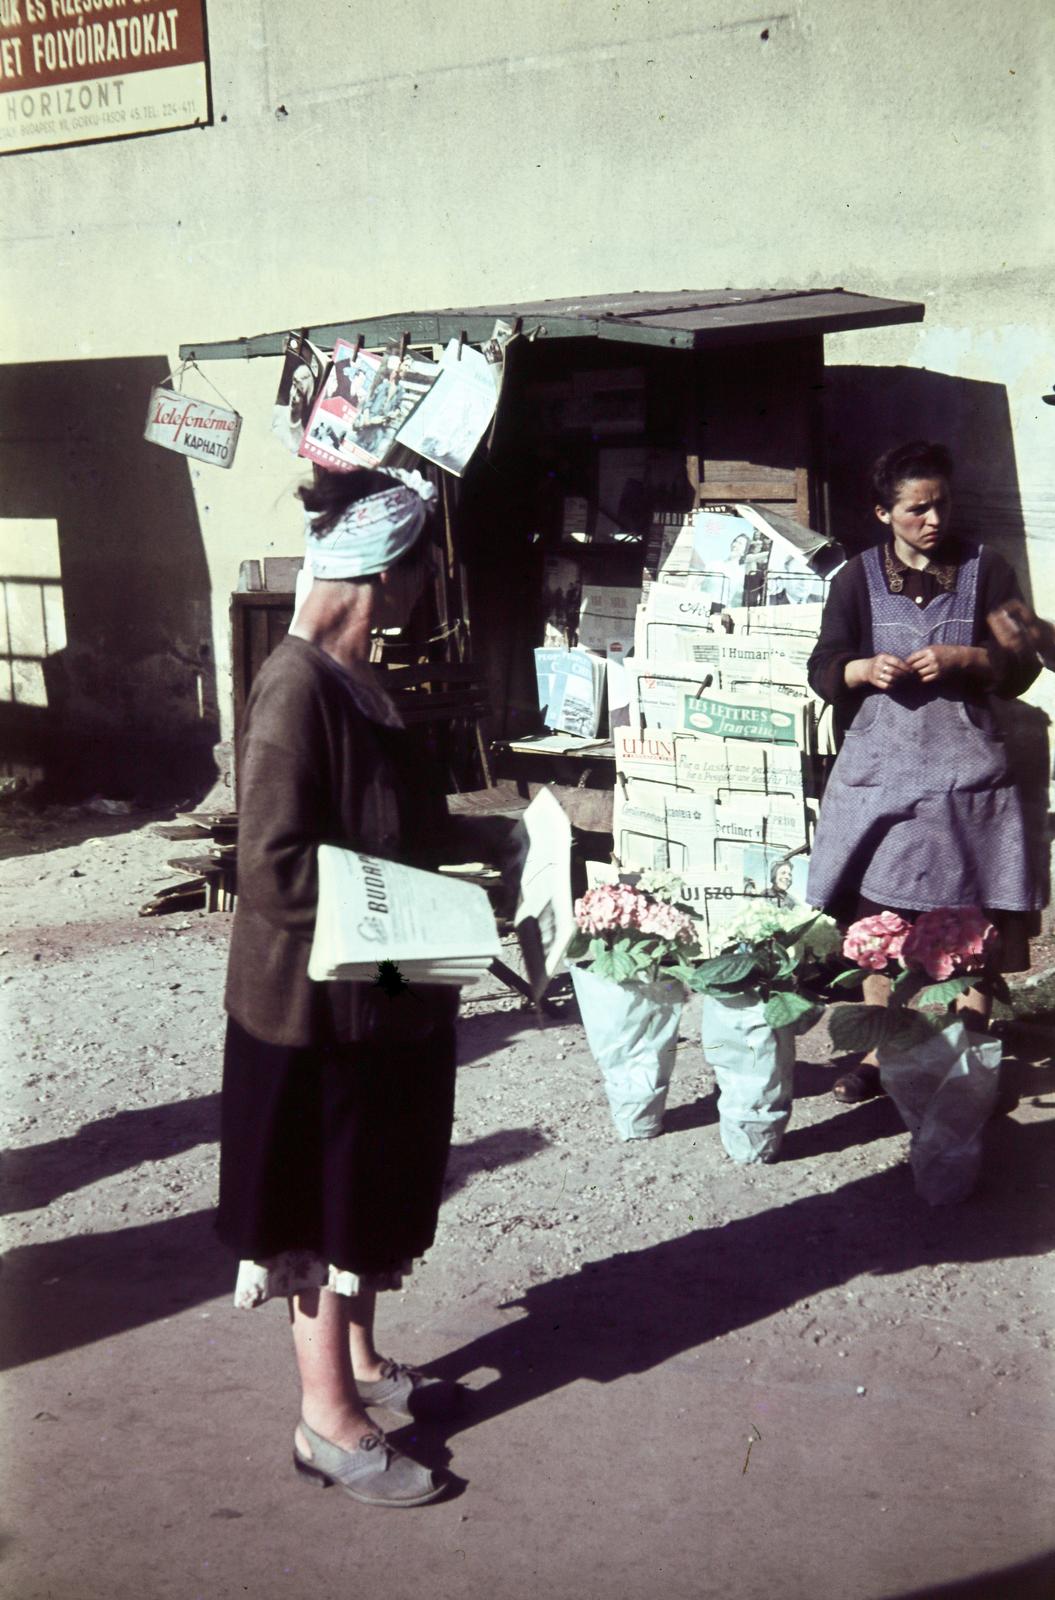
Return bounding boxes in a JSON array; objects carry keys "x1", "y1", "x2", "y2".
[
  {"x1": 693, "y1": 950, "x2": 761, "y2": 986},
  {"x1": 771, "y1": 913, "x2": 820, "y2": 948},
  {"x1": 900, "y1": 1011, "x2": 942, "y2": 1048},
  {"x1": 914, "y1": 975, "x2": 975, "y2": 1009},
  {"x1": 607, "y1": 946, "x2": 638, "y2": 983},
  {"x1": 888, "y1": 967, "x2": 917, "y2": 997},
  {"x1": 588, "y1": 946, "x2": 616, "y2": 981},
  {"x1": 763, "y1": 990, "x2": 821, "y2": 1030},
  {"x1": 828, "y1": 1003, "x2": 912, "y2": 1054},
  {"x1": 829, "y1": 967, "x2": 867, "y2": 991},
  {"x1": 767, "y1": 944, "x2": 797, "y2": 982}
]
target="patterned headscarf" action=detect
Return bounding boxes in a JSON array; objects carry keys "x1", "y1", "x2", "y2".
[{"x1": 302, "y1": 468, "x2": 437, "y2": 580}]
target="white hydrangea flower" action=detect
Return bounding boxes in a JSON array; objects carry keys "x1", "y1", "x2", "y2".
[{"x1": 635, "y1": 869, "x2": 686, "y2": 905}]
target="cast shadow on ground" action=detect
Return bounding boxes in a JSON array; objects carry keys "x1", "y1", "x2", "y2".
[
  {"x1": 660, "y1": 1092, "x2": 719, "y2": 1135},
  {"x1": 3, "y1": 1069, "x2": 1050, "y2": 1381},
  {"x1": 0, "y1": 1120, "x2": 552, "y2": 1369},
  {"x1": 883, "y1": 1546, "x2": 1055, "y2": 1600},
  {"x1": 401, "y1": 1115, "x2": 1055, "y2": 1457},
  {"x1": 442, "y1": 1127, "x2": 551, "y2": 1200},
  {"x1": 766, "y1": 1046, "x2": 1055, "y2": 1162},
  {"x1": 455, "y1": 1002, "x2": 556, "y2": 1067},
  {"x1": 0, "y1": 801, "x2": 179, "y2": 863},
  {"x1": 789, "y1": 1057, "x2": 856, "y2": 1100},
  {"x1": 779, "y1": 1094, "x2": 904, "y2": 1160},
  {"x1": 0, "y1": 1094, "x2": 221, "y2": 1215},
  {"x1": 0, "y1": 1207, "x2": 231, "y2": 1372}
]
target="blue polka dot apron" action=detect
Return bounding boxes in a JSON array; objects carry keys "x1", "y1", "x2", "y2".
[{"x1": 806, "y1": 543, "x2": 1037, "y2": 913}]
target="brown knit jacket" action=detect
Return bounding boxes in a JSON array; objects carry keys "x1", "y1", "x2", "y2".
[{"x1": 224, "y1": 637, "x2": 459, "y2": 1047}]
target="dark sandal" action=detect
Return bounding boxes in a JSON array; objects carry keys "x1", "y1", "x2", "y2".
[{"x1": 832, "y1": 1064, "x2": 884, "y2": 1104}]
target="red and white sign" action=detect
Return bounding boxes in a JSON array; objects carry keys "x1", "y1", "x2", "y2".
[
  {"x1": 144, "y1": 386, "x2": 241, "y2": 470},
  {"x1": 0, "y1": 0, "x2": 210, "y2": 157}
]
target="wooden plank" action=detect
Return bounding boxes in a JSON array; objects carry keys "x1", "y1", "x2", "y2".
[
  {"x1": 672, "y1": 304, "x2": 922, "y2": 350},
  {"x1": 263, "y1": 556, "x2": 305, "y2": 591},
  {"x1": 794, "y1": 466, "x2": 810, "y2": 527},
  {"x1": 396, "y1": 699, "x2": 490, "y2": 725},
  {"x1": 699, "y1": 482, "x2": 799, "y2": 502},
  {"x1": 702, "y1": 459, "x2": 797, "y2": 487},
  {"x1": 267, "y1": 606, "x2": 294, "y2": 653},
  {"x1": 230, "y1": 602, "x2": 250, "y2": 738},
  {"x1": 381, "y1": 662, "x2": 485, "y2": 687},
  {"x1": 391, "y1": 691, "x2": 490, "y2": 711},
  {"x1": 231, "y1": 591, "x2": 296, "y2": 610}
]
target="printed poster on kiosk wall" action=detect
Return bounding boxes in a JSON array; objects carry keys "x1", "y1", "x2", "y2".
[{"x1": 0, "y1": 1, "x2": 211, "y2": 157}]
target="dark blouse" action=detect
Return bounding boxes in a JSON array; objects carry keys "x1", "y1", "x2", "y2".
[
  {"x1": 225, "y1": 637, "x2": 518, "y2": 1048},
  {"x1": 807, "y1": 539, "x2": 1039, "y2": 741}
]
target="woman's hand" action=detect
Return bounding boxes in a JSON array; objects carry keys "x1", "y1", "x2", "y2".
[
  {"x1": 846, "y1": 653, "x2": 912, "y2": 691},
  {"x1": 905, "y1": 644, "x2": 989, "y2": 683},
  {"x1": 988, "y1": 600, "x2": 1055, "y2": 666}
]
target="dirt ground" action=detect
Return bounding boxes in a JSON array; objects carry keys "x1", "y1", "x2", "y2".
[{"x1": 1, "y1": 802, "x2": 1054, "y2": 1600}]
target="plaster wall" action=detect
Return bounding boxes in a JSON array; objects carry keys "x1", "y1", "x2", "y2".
[{"x1": 0, "y1": 0, "x2": 1052, "y2": 789}]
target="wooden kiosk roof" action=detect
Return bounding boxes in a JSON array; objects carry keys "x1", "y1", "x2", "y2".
[{"x1": 180, "y1": 287, "x2": 924, "y2": 362}]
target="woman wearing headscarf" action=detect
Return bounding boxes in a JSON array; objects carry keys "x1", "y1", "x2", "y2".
[{"x1": 216, "y1": 466, "x2": 516, "y2": 1507}]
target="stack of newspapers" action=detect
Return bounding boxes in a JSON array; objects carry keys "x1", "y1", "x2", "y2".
[
  {"x1": 585, "y1": 502, "x2": 845, "y2": 954},
  {"x1": 308, "y1": 788, "x2": 574, "y2": 996}
]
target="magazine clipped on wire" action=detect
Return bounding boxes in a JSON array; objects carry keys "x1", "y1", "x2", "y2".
[
  {"x1": 309, "y1": 790, "x2": 574, "y2": 999},
  {"x1": 271, "y1": 330, "x2": 329, "y2": 456},
  {"x1": 299, "y1": 338, "x2": 439, "y2": 472},
  {"x1": 396, "y1": 337, "x2": 498, "y2": 476}
]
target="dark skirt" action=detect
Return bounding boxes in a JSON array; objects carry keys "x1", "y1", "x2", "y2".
[{"x1": 215, "y1": 1014, "x2": 457, "y2": 1277}]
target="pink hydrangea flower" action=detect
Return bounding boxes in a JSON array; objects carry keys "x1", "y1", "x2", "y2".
[
  {"x1": 574, "y1": 883, "x2": 649, "y2": 936},
  {"x1": 574, "y1": 882, "x2": 699, "y2": 953},
  {"x1": 900, "y1": 908, "x2": 997, "y2": 981},
  {"x1": 842, "y1": 910, "x2": 912, "y2": 971},
  {"x1": 636, "y1": 899, "x2": 698, "y2": 946}
]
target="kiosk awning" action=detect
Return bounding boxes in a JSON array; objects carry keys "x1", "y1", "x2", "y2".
[{"x1": 180, "y1": 286, "x2": 924, "y2": 362}]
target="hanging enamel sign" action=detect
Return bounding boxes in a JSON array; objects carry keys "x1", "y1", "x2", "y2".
[{"x1": 144, "y1": 385, "x2": 242, "y2": 469}]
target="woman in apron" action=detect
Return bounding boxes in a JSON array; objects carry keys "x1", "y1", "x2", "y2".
[{"x1": 806, "y1": 441, "x2": 1041, "y2": 1101}]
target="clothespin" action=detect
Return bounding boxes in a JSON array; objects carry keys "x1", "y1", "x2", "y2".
[
  {"x1": 399, "y1": 332, "x2": 410, "y2": 360},
  {"x1": 457, "y1": 330, "x2": 467, "y2": 361},
  {"x1": 353, "y1": 334, "x2": 364, "y2": 360}
]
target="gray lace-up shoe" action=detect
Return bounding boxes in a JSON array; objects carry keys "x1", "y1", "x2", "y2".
[
  {"x1": 354, "y1": 1359, "x2": 463, "y2": 1421},
  {"x1": 293, "y1": 1422, "x2": 444, "y2": 1507}
]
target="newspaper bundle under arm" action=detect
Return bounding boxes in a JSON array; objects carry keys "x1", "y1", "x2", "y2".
[
  {"x1": 309, "y1": 788, "x2": 575, "y2": 999},
  {"x1": 309, "y1": 848, "x2": 503, "y2": 985}
]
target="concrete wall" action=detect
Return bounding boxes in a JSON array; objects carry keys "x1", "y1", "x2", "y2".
[{"x1": 1, "y1": 0, "x2": 1053, "y2": 795}]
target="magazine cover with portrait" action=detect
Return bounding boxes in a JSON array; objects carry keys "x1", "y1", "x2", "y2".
[
  {"x1": 728, "y1": 846, "x2": 810, "y2": 907},
  {"x1": 650, "y1": 506, "x2": 770, "y2": 609},
  {"x1": 271, "y1": 331, "x2": 328, "y2": 456},
  {"x1": 299, "y1": 340, "x2": 437, "y2": 471}
]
